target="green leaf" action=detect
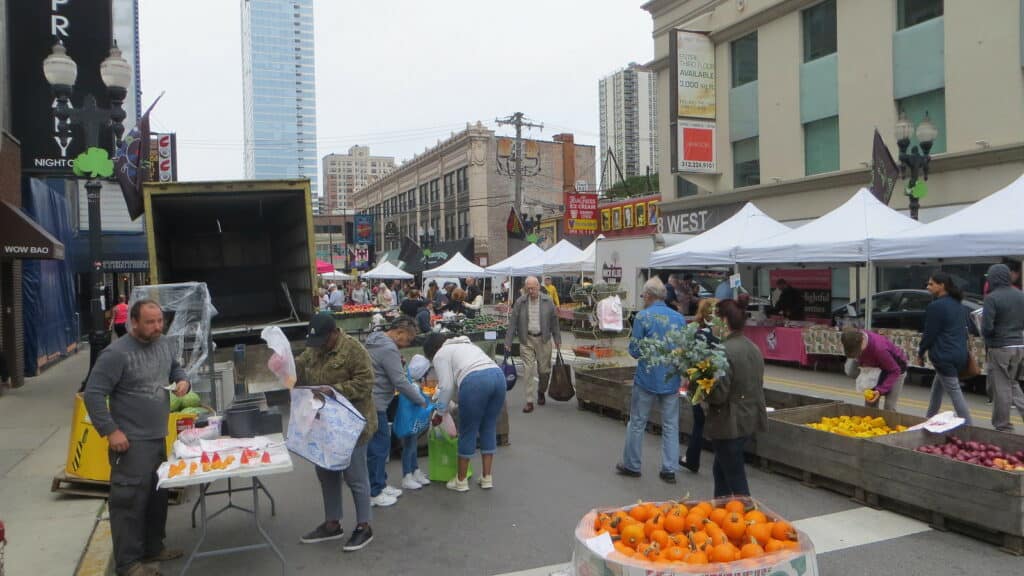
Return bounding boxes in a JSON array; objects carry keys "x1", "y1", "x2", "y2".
[{"x1": 72, "y1": 147, "x2": 114, "y2": 178}]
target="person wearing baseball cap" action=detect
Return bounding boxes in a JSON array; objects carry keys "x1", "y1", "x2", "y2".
[{"x1": 296, "y1": 313, "x2": 378, "y2": 552}]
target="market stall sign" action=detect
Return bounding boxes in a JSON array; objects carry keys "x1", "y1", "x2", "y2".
[{"x1": 770, "y1": 269, "x2": 831, "y2": 317}]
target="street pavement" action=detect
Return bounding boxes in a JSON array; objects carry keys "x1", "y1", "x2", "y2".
[{"x1": 1, "y1": 344, "x2": 1022, "y2": 576}]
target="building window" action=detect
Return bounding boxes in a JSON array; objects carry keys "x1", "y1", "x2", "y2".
[
  {"x1": 732, "y1": 137, "x2": 760, "y2": 188},
  {"x1": 804, "y1": 116, "x2": 840, "y2": 176},
  {"x1": 456, "y1": 167, "x2": 468, "y2": 197},
  {"x1": 898, "y1": 0, "x2": 943, "y2": 30},
  {"x1": 802, "y1": 0, "x2": 836, "y2": 62},
  {"x1": 430, "y1": 179, "x2": 439, "y2": 204},
  {"x1": 444, "y1": 214, "x2": 455, "y2": 240},
  {"x1": 443, "y1": 173, "x2": 454, "y2": 199},
  {"x1": 731, "y1": 32, "x2": 758, "y2": 87},
  {"x1": 457, "y1": 209, "x2": 469, "y2": 239},
  {"x1": 897, "y1": 89, "x2": 946, "y2": 154}
]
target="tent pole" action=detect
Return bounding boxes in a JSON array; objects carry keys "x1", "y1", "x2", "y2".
[
  {"x1": 733, "y1": 263, "x2": 740, "y2": 299},
  {"x1": 865, "y1": 261, "x2": 874, "y2": 331}
]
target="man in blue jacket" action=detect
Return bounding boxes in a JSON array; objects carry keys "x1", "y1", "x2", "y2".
[{"x1": 617, "y1": 277, "x2": 687, "y2": 483}]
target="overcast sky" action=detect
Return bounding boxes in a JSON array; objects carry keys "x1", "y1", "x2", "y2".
[{"x1": 138, "y1": 0, "x2": 653, "y2": 184}]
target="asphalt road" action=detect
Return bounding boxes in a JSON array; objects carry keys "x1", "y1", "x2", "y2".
[{"x1": 157, "y1": 360, "x2": 1023, "y2": 576}]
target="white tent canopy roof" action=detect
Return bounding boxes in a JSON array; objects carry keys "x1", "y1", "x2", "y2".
[
  {"x1": 362, "y1": 261, "x2": 414, "y2": 280},
  {"x1": 735, "y1": 189, "x2": 922, "y2": 264},
  {"x1": 871, "y1": 173, "x2": 1024, "y2": 261},
  {"x1": 544, "y1": 235, "x2": 605, "y2": 275},
  {"x1": 422, "y1": 252, "x2": 491, "y2": 278},
  {"x1": 648, "y1": 202, "x2": 791, "y2": 268},
  {"x1": 321, "y1": 270, "x2": 353, "y2": 281},
  {"x1": 485, "y1": 243, "x2": 546, "y2": 276},
  {"x1": 541, "y1": 239, "x2": 585, "y2": 274}
]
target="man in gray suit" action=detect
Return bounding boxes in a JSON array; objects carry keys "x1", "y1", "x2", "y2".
[{"x1": 506, "y1": 276, "x2": 561, "y2": 413}]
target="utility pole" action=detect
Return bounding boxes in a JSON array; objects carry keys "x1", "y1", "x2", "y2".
[{"x1": 495, "y1": 112, "x2": 543, "y2": 214}]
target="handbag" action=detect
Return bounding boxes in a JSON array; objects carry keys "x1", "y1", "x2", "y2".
[
  {"x1": 393, "y1": 391, "x2": 434, "y2": 438},
  {"x1": 959, "y1": 349, "x2": 981, "y2": 380},
  {"x1": 547, "y1": 349, "x2": 575, "y2": 402},
  {"x1": 501, "y1": 353, "x2": 518, "y2": 391}
]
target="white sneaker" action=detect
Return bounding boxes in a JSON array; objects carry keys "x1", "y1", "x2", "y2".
[
  {"x1": 370, "y1": 493, "x2": 398, "y2": 507},
  {"x1": 401, "y1": 474, "x2": 422, "y2": 490},
  {"x1": 412, "y1": 469, "x2": 430, "y2": 486},
  {"x1": 382, "y1": 485, "x2": 403, "y2": 498},
  {"x1": 477, "y1": 474, "x2": 494, "y2": 489},
  {"x1": 446, "y1": 476, "x2": 469, "y2": 492}
]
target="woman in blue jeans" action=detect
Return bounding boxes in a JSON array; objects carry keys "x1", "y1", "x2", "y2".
[
  {"x1": 424, "y1": 333, "x2": 507, "y2": 493},
  {"x1": 918, "y1": 272, "x2": 973, "y2": 425}
]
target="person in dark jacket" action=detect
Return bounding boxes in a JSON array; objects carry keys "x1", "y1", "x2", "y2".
[
  {"x1": 705, "y1": 301, "x2": 768, "y2": 497},
  {"x1": 982, "y1": 264, "x2": 1024, "y2": 431},
  {"x1": 679, "y1": 298, "x2": 720, "y2": 474},
  {"x1": 773, "y1": 279, "x2": 805, "y2": 320},
  {"x1": 919, "y1": 272, "x2": 973, "y2": 424}
]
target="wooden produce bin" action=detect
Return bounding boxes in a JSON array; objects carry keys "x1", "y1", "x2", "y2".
[
  {"x1": 861, "y1": 427, "x2": 1024, "y2": 554},
  {"x1": 755, "y1": 404, "x2": 925, "y2": 497},
  {"x1": 574, "y1": 367, "x2": 635, "y2": 421}
]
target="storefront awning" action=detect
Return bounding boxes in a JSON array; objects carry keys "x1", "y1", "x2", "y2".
[{"x1": 0, "y1": 200, "x2": 65, "y2": 260}]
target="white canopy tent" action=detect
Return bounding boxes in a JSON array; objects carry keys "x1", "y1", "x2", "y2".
[
  {"x1": 321, "y1": 270, "x2": 353, "y2": 281},
  {"x1": 541, "y1": 239, "x2": 585, "y2": 275},
  {"x1": 485, "y1": 243, "x2": 546, "y2": 276},
  {"x1": 545, "y1": 234, "x2": 605, "y2": 275},
  {"x1": 422, "y1": 252, "x2": 492, "y2": 279},
  {"x1": 735, "y1": 189, "x2": 922, "y2": 264},
  {"x1": 648, "y1": 202, "x2": 791, "y2": 268},
  {"x1": 361, "y1": 261, "x2": 414, "y2": 280},
  {"x1": 871, "y1": 173, "x2": 1024, "y2": 262}
]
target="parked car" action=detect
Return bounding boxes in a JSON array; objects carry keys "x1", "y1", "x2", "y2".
[{"x1": 831, "y1": 289, "x2": 982, "y2": 335}]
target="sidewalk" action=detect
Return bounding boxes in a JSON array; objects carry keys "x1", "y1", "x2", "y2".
[{"x1": 0, "y1": 349, "x2": 107, "y2": 576}]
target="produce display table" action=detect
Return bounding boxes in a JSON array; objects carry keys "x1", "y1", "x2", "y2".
[
  {"x1": 802, "y1": 327, "x2": 989, "y2": 373},
  {"x1": 159, "y1": 436, "x2": 293, "y2": 575},
  {"x1": 744, "y1": 325, "x2": 813, "y2": 367}
]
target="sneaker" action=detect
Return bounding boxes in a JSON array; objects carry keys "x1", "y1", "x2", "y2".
[
  {"x1": 478, "y1": 474, "x2": 494, "y2": 489},
  {"x1": 446, "y1": 476, "x2": 470, "y2": 492},
  {"x1": 401, "y1": 474, "x2": 423, "y2": 490},
  {"x1": 382, "y1": 485, "x2": 403, "y2": 498},
  {"x1": 342, "y1": 524, "x2": 374, "y2": 552},
  {"x1": 141, "y1": 548, "x2": 184, "y2": 563},
  {"x1": 124, "y1": 563, "x2": 160, "y2": 576},
  {"x1": 300, "y1": 521, "x2": 344, "y2": 544},
  {"x1": 370, "y1": 493, "x2": 398, "y2": 507},
  {"x1": 659, "y1": 471, "x2": 677, "y2": 484},
  {"x1": 615, "y1": 463, "x2": 641, "y2": 478},
  {"x1": 412, "y1": 469, "x2": 430, "y2": 485}
]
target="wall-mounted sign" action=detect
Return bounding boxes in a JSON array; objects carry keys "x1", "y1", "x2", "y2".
[
  {"x1": 673, "y1": 30, "x2": 716, "y2": 119},
  {"x1": 677, "y1": 120, "x2": 717, "y2": 173},
  {"x1": 770, "y1": 269, "x2": 832, "y2": 317},
  {"x1": 565, "y1": 192, "x2": 598, "y2": 234},
  {"x1": 384, "y1": 220, "x2": 399, "y2": 241},
  {"x1": 354, "y1": 214, "x2": 374, "y2": 245},
  {"x1": 635, "y1": 202, "x2": 647, "y2": 228},
  {"x1": 611, "y1": 207, "x2": 622, "y2": 230},
  {"x1": 658, "y1": 202, "x2": 743, "y2": 235},
  {"x1": 601, "y1": 263, "x2": 623, "y2": 283}
]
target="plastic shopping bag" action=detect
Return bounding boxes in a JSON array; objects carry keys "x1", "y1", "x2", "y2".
[
  {"x1": 426, "y1": 426, "x2": 472, "y2": 482},
  {"x1": 394, "y1": 392, "x2": 434, "y2": 438},
  {"x1": 261, "y1": 326, "x2": 297, "y2": 388},
  {"x1": 854, "y1": 366, "x2": 882, "y2": 392},
  {"x1": 596, "y1": 295, "x2": 623, "y2": 332},
  {"x1": 286, "y1": 388, "x2": 366, "y2": 471},
  {"x1": 441, "y1": 412, "x2": 457, "y2": 437}
]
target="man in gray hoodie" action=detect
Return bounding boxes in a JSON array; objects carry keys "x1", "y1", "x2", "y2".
[
  {"x1": 364, "y1": 317, "x2": 428, "y2": 506},
  {"x1": 982, "y1": 263, "x2": 1024, "y2": 431}
]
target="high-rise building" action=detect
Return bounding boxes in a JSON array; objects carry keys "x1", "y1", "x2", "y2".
[
  {"x1": 241, "y1": 0, "x2": 318, "y2": 194},
  {"x1": 599, "y1": 63, "x2": 659, "y2": 189},
  {"x1": 322, "y1": 146, "x2": 396, "y2": 215}
]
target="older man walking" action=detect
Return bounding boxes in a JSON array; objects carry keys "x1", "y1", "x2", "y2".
[
  {"x1": 506, "y1": 276, "x2": 561, "y2": 413},
  {"x1": 617, "y1": 277, "x2": 686, "y2": 483}
]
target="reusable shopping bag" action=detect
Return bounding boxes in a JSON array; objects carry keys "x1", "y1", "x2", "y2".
[
  {"x1": 394, "y1": 391, "x2": 434, "y2": 438},
  {"x1": 501, "y1": 353, "x2": 518, "y2": 391},
  {"x1": 547, "y1": 350, "x2": 575, "y2": 402},
  {"x1": 426, "y1": 426, "x2": 472, "y2": 482},
  {"x1": 286, "y1": 388, "x2": 366, "y2": 471}
]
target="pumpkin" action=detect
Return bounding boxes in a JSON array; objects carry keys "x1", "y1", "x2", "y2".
[
  {"x1": 745, "y1": 521, "x2": 773, "y2": 544},
  {"x1": 709, "y1": 507, "x2": 729, "y2": 526},
  {"x1": 629, "y1": 503, "x2": 652, "y2": 523},
  {"x1": 620, "y1": 523, "x2": 645, "y2": 547},
  {"x1": 724, "y1": 499, "x2": 746, "y2": 514},
  {"x1": 744, "y1": 509, "x2": 768, "y2": 524},
  {"x1": 709, "y1": 542, "x2": 738, "y2": 563},
  {"x1": 663, "y1": 511, "x2": 686, "y2": 534},
  {"x1": 740, "y1": 540, "x2": 765, "y2": 559},
  {"x1": 771, "y1": 520, "x2": 798, "y2": 541},
  {"x1": 664, "y1": 545, "x2": 687, "y2": 562},
  {"x1": 650, "y1": 529, "x2": 670, "y2": 549},
  {"x1": 684, "y1": 550, "x2": 709, "y2": 565},
  {"x1": 722, "y1": 512, "x2": 747, "y2": 542}
]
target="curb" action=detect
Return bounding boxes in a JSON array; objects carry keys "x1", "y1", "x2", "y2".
[{"x1": 75, "y1": 504, "x2": 113, "y2": 576}]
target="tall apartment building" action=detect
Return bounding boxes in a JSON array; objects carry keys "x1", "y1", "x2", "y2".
[
  {"x1": 322, "y1": 146, "x2": 396, "y2": 215},
  {"x1": 352, "y1": 123, "x2": 596, "y2": 265},
  {"x1": 241, "y1": 0, "x2": 318, "y2": 195},
  {"x1": 599, "y1": 63, "x2": 659, "y2": 188}
]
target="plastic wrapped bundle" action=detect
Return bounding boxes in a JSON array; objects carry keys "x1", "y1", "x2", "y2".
[{"x1": 129, "y1": 282, "x2": 218, "y2": 384}]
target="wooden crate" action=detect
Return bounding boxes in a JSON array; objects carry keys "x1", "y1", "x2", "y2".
[
  {"x1": 574, "y1": 367, "x2": 634, "y2": 420},
  {"x1": 861, "y1": 427, "x2": 1024, "y2": 554},
  {"x1": 755, "y1": 404, "x2": 926, "y2": 496}
]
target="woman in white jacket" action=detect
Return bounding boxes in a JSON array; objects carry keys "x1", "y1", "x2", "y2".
[{"x1": 424, "y1": 333, "x2": 507, "y2": 492}]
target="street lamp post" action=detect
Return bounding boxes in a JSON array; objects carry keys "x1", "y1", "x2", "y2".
[
  {"x1": 43, "y1": 42, "x2": 131, "y2": 368},
  {"x1": 894, "y1": 110, "x2": 939, "y2": 220}
]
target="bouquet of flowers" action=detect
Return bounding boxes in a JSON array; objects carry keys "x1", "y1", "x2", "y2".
[{"x1": 634, "y1": 319, "x2": 729, "y2": 405}]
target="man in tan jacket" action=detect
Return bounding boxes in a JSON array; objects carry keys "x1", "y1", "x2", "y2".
[{"x1": 506, "y1": 276, "x2": 561, "y2": 412}]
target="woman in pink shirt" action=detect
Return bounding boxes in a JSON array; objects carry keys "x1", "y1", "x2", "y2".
[
  {"x1": 841, "y1": 329, "x2": 908, "y2": 411},
  {"x1": 110, "y1": 296, "x2": 129, "y2": 337}
]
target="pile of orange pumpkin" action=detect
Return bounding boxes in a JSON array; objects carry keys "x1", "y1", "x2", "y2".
[{"x1": 593, "y1": 499, "x2": 800, "y2": 566}]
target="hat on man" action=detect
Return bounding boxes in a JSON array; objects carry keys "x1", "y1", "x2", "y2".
[
  {"x1": 306, "y1": 312, "x2": 338, "y2": 347},
  {"x1": 407, "y1": 354, "x2": 431, "y2": 381}
]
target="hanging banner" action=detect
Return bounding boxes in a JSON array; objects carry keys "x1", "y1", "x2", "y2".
[
  {"x1": 599, "y1": 195, "x2": 660, "y2": 238},
  {"x1": 354, "y1": 214, "x2": 374, "y2": 246},
  {"x1": 674, "y1": 30, "x2": 716, "y2": 119},
  {"x1": 565, "y1": 192, "x2": 598, "y2": 234}
]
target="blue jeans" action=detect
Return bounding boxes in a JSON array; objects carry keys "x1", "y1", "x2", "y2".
[
  {"x1": 622, "y1": 386, "x2": 680, "y2": 474},
  {"x1": 711, "y1": 437, "x2": 750, "y2": 498},
  {"x1": 367, "y1": 410, "x2": 390, "y2": 497},
  {"x1": 685, "y1": 403, "x2": 705, "y2": 469},
  {"x1": 401, "y1": 434, "x2": 419, "y2": 476},
  {"x1": 456, "y1": 368, "x2": 507, "y2": 459}
]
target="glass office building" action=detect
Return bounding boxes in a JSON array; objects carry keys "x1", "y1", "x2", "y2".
[{"x1": 242, "y1": 0, "x2": 318, "y2": 194}]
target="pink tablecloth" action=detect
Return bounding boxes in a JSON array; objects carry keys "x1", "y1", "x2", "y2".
[{"x1": 744, "y1": 326, "x2": 811, "y2": 366}]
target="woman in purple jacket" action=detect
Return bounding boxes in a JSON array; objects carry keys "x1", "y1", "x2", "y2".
[{"x1": 841, "y1": 329, "x2": 908, "y2": 411}]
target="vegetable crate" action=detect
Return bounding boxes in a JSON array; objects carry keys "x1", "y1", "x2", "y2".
[
  {"x1": 861, "y1": 426, "x2": 1024, "y2": 554},
  {"x1": 755, "y1": 404, "x2": 925, "y2": 498},
  {"x1": 574, "y1": 367, "x2": 635, "y2": 421}
]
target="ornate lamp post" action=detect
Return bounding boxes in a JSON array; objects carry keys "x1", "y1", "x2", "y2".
[
  {"x1": 43, "y1": 42, "x2": 131, "y2": 367},
  {"x1": 894, "y1": 110, "x2": 938, "y2": 220}
]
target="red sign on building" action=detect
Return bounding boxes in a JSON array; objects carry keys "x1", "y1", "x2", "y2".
[{"x1": 565, "y1": 192, "x2": 598, "y2": 234}]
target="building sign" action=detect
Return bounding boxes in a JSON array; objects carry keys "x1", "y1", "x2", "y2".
[
  {"x1": 673, "y1": 30, "x2": 716, "y2": 119},
  {"x1": 8, "y1": 0, "x2": 116, "y2": 174},
  {"x1": 677, "y1": 120, "x2": 716, "y2": 173},
  {"x1": 384, "y1": 220, "x2": 399, "y2": 241},
  {"x1": 565, "y1": 192, "x2": 598, "y2": 234},
  {"x1": 354, "y1": 214, "x2": 374, "y2": 245},
  {"x1": 769, "y1": 269, "x2": 832, "y2": 317},
  {"x1": 599, "y1": 195, "x2": 661, "y2": 238},
  {"x1": 602, "y1": 263, "x2": 623, "y2": 283},
  {"x1": 352, "y1": 244, "x2": 370, "y2": 269},
  {"x1": 658, "y1": 202, "x2": 743, "y2": 235},
  {"x1": 148, "y1": 133, "x2": 178, "y2": 182}
]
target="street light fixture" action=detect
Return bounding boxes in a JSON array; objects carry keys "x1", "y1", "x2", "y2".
[
  {"x1": 43, "y1": 41, "x2": 131, "y2": 369},
  {"x1": 895, "y1": 110, "x2": 938, "y2": 221}
]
